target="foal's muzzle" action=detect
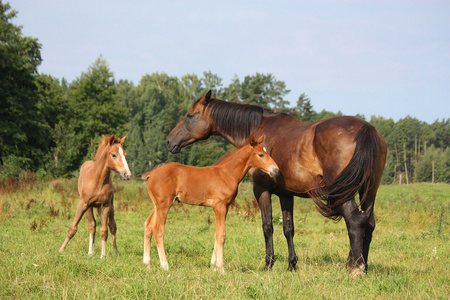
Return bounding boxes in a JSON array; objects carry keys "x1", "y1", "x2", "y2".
[{"x1": 120, "y1": 170, "x2": 131, "y2": 180}]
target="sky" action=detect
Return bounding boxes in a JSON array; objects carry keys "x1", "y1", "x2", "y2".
[{"x1": 10, "y1": 0, "x2": 450, "y2": 123}]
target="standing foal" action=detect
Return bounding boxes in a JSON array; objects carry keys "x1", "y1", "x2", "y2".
[
  {"x1": 142, "y1": 134, "x2": 279, "y2": 273},
  {"x1": 59, "y1": 134, "x2": 131, "y2": 258}
]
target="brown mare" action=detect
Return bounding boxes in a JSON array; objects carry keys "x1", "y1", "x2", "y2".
[
  {"x1": 59, "y1": 134, "x2": 131, "y2": 258},
  {"x1": 142, "y1": 134, "x2": 279, "y2": 273},
  {"x1": 166, "y1": 91, "x2": 387, "y2": 278}
]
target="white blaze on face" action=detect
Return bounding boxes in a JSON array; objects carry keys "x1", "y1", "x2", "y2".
[
  {"x1": 119, "y1": 146, "x2": 131, "y2": 175},
  {"x1": 263, "y1": 147, "x2": 267, "y2": 153}
]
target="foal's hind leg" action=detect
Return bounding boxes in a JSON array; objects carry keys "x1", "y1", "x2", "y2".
[
  {"x1": 211, "y1": 203, "x2": 228, "y2": 274},
  {"x1": 99, "y1": 205, "x2": 112, "y2": 258},
  {"x1": 340, "y1": 198, "x2": 369, "y2": 278},
  {"x1": 85, "y1": 207, "x2": 96, "y2": 255},
  {"x1": 143, "y1": 210, "x2": 155, "y2": 266},
  {"x1": 59, "y1": 200, "x2": 88, "y2": 253},
  {"x1": 108, "y1": 200, "x2": 118, "y2": 255},
  {"x1": 153, "y1": 205, "x2": 171, "y2": 270}
]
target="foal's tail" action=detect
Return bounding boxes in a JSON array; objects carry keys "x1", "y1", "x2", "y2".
[
  {"x1": 141, "y1": 171, "x2": 152, "y2": 180},
  {"x1": 310, "y1": 124, "x2": 384, "y2": 221}
]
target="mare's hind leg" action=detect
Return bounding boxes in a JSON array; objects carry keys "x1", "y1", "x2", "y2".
[
  {"x1": 253, "y1": 185, "x2": 275, "y2": 270},
  {"x1": 280, "y1": 196, "x2": 298, "y2": 271},
  {"x1": 85, "y1": 207, "x2": 96, "y2": 255},
  {"x1": 59, "y1": 200, "x2": 88, "y2": 252},
  {"x1": 361, "y1": 193, "x2": 376, "y2": 273},
  {"x1": 108, "y1": 200, "x2": 118, "y2": 255},
  {"x1": 340, "y1": 198, "x2": 369, "y2": 278}
]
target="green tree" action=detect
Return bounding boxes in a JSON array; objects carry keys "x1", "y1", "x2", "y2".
[
  {"x1": 239, "y1": 73, "x2": 290, "y2": 109},
  {"x1": 52, "y1": 56, "x2": 127, "y2": 175},
  {"x1": 0, "y1": 2, "x2": 46, "y2": 175}
]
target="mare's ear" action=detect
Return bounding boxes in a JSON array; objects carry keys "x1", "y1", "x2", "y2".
[
  {"x1": 120, "y1": 134, "x2": 128, "y2": 145},
  {"x1": 249, "y1": 133, "x2": 257, "y2": 146},
  {"x1": 256, "y1": 134, "x2": 265, "y2": 144},
  {"x1": 202, "y1": 90, "x2": 212, "y2": 104}
]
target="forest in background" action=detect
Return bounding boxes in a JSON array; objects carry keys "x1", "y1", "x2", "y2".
[{"x1": 1, "y1": 2, "x2": 449, "y2": 184}]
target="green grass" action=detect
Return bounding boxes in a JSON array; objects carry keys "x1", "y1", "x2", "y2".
[{"x1": 0, "y1": 177, "x2": 448, "y2": 299}]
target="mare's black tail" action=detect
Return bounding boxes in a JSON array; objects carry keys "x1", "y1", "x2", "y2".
[{"x1": 310, "y1": 124, "x2": 382, "y2": 220}]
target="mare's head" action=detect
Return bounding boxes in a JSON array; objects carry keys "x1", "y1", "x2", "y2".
[
  {"x1": 247, "y1": 134, "x2": 279, "y2": 179},
  {"x1": 95, "y1": 134, "x2": 131, "y2": 180},
  {"x1": 166, "y1": 90, "x2": 214, "y2": 153}
]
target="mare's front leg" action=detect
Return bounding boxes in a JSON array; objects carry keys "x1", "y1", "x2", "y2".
[
  {"x1": 340, "y1": 198, "x2": 370, "y2": 278},
  {"x1": 253, "y1": 184, "x2": 275, "y2": 270},
  {"x1": 280, "y1": 196, "x2": 298, "y2": 271},
  {"x1": 85, "y1": 207, "x2": 96, "y2": 255},
  {"x1": 59, "y1": 200, "x2": 88, "y2": 253},
  {"x1": 211, "y1": 203, "x2": 228, "y2": 274}
]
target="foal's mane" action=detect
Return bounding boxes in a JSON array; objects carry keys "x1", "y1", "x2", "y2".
[
  {"x1": 94, "y1": 134, "x2": 121, "y2": 161},
  {"x1": 202, "y1": 99, "x2": 274, "y2": 144}
]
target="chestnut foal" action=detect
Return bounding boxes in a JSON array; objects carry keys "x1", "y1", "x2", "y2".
[
  {"x1": 59, "y1": 134, "x2": 131, "y2": 258},
  {"x1": 142, "y1": 134, "x2": 279, "y2": 273}
]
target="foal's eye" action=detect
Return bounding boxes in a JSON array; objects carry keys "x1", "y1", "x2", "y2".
[
  {"x1": 112, "y1": 154, "x2": 118, "y2": 159},
  {"x1": 258, "y1": 154, "x2": 264, "y2": 158}
]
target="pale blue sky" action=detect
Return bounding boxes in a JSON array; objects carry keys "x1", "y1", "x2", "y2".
[{"x1": 10, "y1": 0, "x2": 450, "y2": 123}]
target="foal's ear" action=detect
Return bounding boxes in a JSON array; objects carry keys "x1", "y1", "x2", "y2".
[
  {"x1": 249, "y1": 133, "x2": 257, "y2": 146},
  {"x1": 120, "y1": 134, "x2": 128, "y2": 145},
  {"x1": 256, "y1": 134, "x2": 265, "y2": 144},
  {"x1": 107, "y1": 134, "x2": 116, "y2": 146}
]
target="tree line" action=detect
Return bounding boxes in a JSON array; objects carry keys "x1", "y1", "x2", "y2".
[{"x1": 1, "y1": 2, "x2": 449, "y2": 184}]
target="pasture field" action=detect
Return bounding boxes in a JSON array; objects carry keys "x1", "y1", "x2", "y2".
[{"x1": 0, "y1": 176, "x2": 448, "y2": 299}]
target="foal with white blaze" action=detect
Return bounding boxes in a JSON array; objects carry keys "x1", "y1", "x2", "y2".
[
  {"x1": 142, "y1": 134, "x2": 279, "y2": 273},
  {"x1": 59, "y1": 134, "x2": 131, "y2": 258}
]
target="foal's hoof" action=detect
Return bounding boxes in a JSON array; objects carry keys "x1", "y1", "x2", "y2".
[
  {"x1": 213, "y1": 267, "x2": 226, "y2": 274},
  {"x1": 350, "y1": 267, "x2": 366, "y2": 279},
  {"x1": 160, "y1": 262, "x2": 169, "y2": 271}
]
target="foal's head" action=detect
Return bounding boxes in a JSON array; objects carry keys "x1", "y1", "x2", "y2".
[
  {"x1": 95, "y1": 134, "x2": 131, "y2": 180},
  {"x1": 248, "y1": 134, "x2": 279, "y2": 179}
]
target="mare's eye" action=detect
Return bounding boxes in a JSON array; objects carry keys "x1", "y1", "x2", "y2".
[
  {"x1": 258, "y1": 154, "x2": 264, "y2": 158},
  {"x1": 112, "y1": 154, "x2": 118, "y2": 159}
]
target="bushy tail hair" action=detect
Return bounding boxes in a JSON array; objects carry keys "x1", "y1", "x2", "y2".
[{"x1": 309, "y1": 124, "x2": 381, "y2": 221}]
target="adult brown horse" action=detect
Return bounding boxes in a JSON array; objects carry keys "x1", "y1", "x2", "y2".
[
  {"x1": 142, "y1": 134, "x2": 279, "y2": 273},
  {"x1": 59, "y1": 134, "x2": 131, "y2": 258},
  {"x1": 166, "y1": 91, "x2": 387, "y2": 278}
]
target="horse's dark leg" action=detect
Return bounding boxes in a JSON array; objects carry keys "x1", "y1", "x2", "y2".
[
  {"x1": 253, "y1": 184, "x2": 275, "y2": 270},
  {"x1": 361, "y1": 193, "x2": 376, "y2": 273},
  {"x1": 340, "y1": 198, "x2": 369, "y2": 278},
  {"x1": 279, "y1": 196, "x2": 298, "y2": 271}
]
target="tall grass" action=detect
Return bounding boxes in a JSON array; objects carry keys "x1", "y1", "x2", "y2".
[{"x1": 0, "y1": 177, "x2": 448, "y2": 299}]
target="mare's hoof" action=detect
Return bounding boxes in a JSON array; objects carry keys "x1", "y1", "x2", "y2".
[{"x1": 350, "y1": 267, "x2": 366, "y2": 279}]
